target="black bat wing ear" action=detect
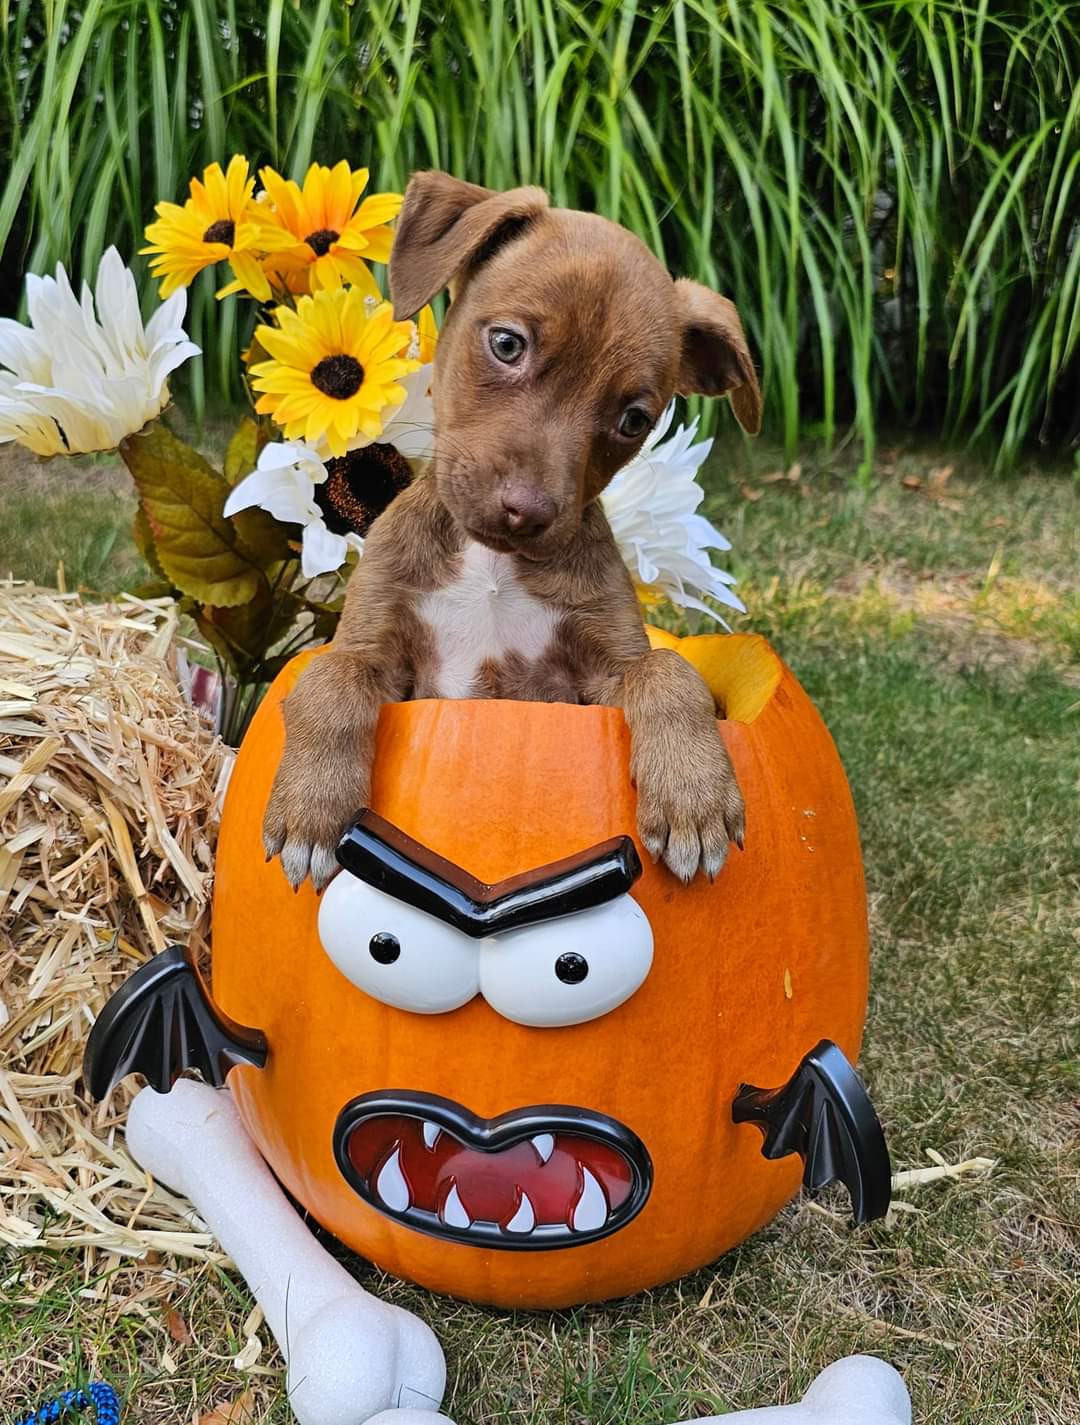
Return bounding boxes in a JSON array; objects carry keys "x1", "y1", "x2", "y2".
[
  {"x1": 83, "y1": 944, "x2": 267, "y2": 1101},
  {"x1": 732, "y1": 1039, "x2": 892, "y2": 1224}
]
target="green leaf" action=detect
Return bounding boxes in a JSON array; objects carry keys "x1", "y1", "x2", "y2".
[
  {"x1": 305, "y1": 606, "x2": 341, "y2": 646},
  {"x1": 193, "y1": 585, "x2": 294, "y2": 672},
  {"x1": 131, "y1": 504, "x2": 167, "y2": 581},
  {"x1": 223, "y1": 416, "x2": 269, "y2": 487},
  {"x1": 120, "y1": 424, "x2": 289, "y2": 608},
  {"x1": 130, "y1": 578, "x2": 176, "y2": 601}
]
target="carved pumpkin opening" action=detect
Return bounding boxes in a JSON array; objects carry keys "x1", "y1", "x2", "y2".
[
  {"x1": 645, "y1": 629, "x2": 783, "y2": 723},
  {"x1": 286, "y1": 632, "x2": 782, "y2": 726}
]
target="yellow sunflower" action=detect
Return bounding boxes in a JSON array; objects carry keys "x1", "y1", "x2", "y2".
[
  {"x1": 141, "y1": 155, "x2": 292, "y2": 300},
  {"x1": 250, "y1": 287, "x2": 419, "y2": 456},
  {"x1": 417, "y1": 303, "x2": 439, "y2": 363},
  {"x1": 235, "y1": 161, "x2": 401, "y2": 299}
]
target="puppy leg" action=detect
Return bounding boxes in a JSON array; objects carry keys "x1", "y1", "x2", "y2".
[
  {"x1": 617, "y1": 648, "x2": 745, "y2": 882},
  {"x1": 263, "y1": 650, "x2": 396, "y2": 890}
]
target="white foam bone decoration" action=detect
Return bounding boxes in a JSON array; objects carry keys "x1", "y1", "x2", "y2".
[
  {"x1": 673, "y1": 1355, "x2": 911, "y2": 1425},
  {"x1": 126, "y1": 1080, "x2": 451, "y2": 1425},
  {"x1": 126, "y1": 1081, "x2": 911, "y2": 1425}
]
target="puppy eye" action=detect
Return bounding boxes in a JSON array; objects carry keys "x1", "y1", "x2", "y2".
[
  {"x1": 489, "y1": 327, "x2": 526, "y2": 364},
  {"x1": 617, "y1": 406, "x2": 653, "y2": 440}
]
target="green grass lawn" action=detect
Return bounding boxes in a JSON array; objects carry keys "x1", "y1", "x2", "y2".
[{"x1": 2, "y1": 437, "x2": 1077, "y2": 1423}]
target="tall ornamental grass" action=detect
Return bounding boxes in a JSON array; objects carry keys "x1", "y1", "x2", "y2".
[{"x1": 2, "y1": 1, "x2": 1077, "y2": 472}]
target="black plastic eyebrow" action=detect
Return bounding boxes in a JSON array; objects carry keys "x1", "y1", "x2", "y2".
[{"x1": 335, "y1": 810, "x2": 642, "y2": 938}]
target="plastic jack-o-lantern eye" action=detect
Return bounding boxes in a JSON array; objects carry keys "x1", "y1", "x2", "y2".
[
  {"x1": 318, "y1": 879, "x2": 481, "y2": 1014},
  {"x1": 317, "y1": 814, "x2": 654, "y2": 1027},
  {"x1": 476, "y1": 899, "x2": 653, "y2": 1027}
]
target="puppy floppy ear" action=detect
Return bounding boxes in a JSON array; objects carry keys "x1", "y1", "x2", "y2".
[
  {"x1": 389, "y1": 171, "x2": 549, "y2": 320},
  {"x1": 673, "y1": 278, "x2": 762, "y2": 434}
]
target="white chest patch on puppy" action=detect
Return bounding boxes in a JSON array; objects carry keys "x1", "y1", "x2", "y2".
[{"x1": 417, "y1": 541, "x2": 559, "y2": 698}]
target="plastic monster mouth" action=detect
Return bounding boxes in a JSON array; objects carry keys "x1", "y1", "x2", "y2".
[{"x1": 333, "y1": 1091, "x2": 652, "y2": 1250}]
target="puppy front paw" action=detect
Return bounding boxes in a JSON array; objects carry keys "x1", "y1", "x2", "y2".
[
  {"x1": 263, "y1": 762, "x2": 367, "y2": 892},
  {"x1": 634, "y1": 735, "x2": 744, "y2": 883}
]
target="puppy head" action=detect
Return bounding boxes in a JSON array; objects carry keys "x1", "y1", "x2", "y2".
[{"x1": 390, "y1": 171, "x2": 761, "y2": 560}]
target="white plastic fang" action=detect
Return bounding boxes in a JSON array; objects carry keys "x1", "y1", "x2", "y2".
[
  {"x1": 571, "y1": 1165, "x2": 608, "y2": 1233},
  {"x1": 422, "y1": 1121, "x2": 441, "y2": 1151},
  {"x1": 374, "y1": 1146, "x2": 410, "y2": 1213},
  {"x1": 441, "y1": 1182, "x2": 471, "y2": 1229},
  {"x1": 531, "y1": 1133, "x2": 555, "y2": 1164},
  {"x1": 504, "y1": 1191, "x2": 536, "y2": 1234}
]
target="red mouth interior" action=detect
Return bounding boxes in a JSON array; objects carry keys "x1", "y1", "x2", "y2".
[{"x1": 347, "y1": 1114, "x2": 634, "y2": 1232}]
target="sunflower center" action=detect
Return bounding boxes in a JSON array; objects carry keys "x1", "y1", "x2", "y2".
[
  {"x1": 304, "y1": 228, "x2": 340, "y2": 256},
  {"x1": 311, "y1": 354, "x2": 365, "y2": 400},
  {"x1": 315, "y1": 445, "x2": 414, "y2": 537},
  {"x1": 203, "y1": 218, "x2": 235, "y2": 246}
]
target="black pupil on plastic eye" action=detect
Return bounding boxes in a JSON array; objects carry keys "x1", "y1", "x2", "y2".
[
  {"x1": 555, "y1": 952, "x2": 589, "y2": 984},
  {"x1": 619, "y1": 407, "x2": 650, "y2": 438},
  {"x1": 490, "y1": 328, "x2": 524, "y2": 363},
  {"x1": 369, "y1": 932, "x2": 401, "y2": 965}
]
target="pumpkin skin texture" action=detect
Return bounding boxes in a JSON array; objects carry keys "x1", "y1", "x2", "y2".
[{"x1": 211, "y1": 633, "x2": 868, "y2": 1309}]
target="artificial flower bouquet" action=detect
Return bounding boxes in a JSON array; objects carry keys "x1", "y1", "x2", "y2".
[{"x1": 0, "y1": 155, "x2": 742, "y2": 744}]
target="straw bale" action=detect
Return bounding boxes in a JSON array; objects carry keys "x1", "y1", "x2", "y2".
[{"x1": 0, "y1": 582, "x2": 230, "y2": 1268}]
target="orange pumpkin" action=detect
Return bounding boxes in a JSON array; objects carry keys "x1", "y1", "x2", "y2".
[{"x1": 211, "y1": 631, "x2": 869, "y2": 1309}]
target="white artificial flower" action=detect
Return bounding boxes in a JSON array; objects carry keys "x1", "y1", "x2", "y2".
[
  {"x1": 0, "y1": 247, "x2": 200, "y2": 456},
  {"x1": 602, "y1": 402, "x2": 745, "y2": 624},
  {"x1": 224, "y1": 440, "x2": 359, "y2": 579},
  {"x1": 225, "y1": 363, "x2": 435, "y2": 579}
]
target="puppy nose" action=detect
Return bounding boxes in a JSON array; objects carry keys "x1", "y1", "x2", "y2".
[{"x1": 500, "y1": 483, "x2": 557, "y2": 537}]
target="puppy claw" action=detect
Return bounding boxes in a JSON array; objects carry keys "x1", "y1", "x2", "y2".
[
  {"x1": 263, "y1": 825, "x2": 286, "y2": 861},
  {"x1": 662, "y1": 854, "x2": 696, "y2": 884},
  {"x1": 280, "y1": 839, "x2": 312, "y2": 890},
  {"x1": 309, "y1": 843, "x2": 339, "y2": 891},
  {"x1": 702, "y1": 843, "x2": 728, "y2": 881},
  {"x1": 700, "y1": 816, "x2": 731, "y2": 881},
  {"x1": 662, "y1": 827, "x2": 702, "y2": 884}
]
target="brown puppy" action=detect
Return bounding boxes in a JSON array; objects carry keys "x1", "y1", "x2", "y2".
[{"x1": 264, "y1": 172, "x2": 762, "y2": 890}]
